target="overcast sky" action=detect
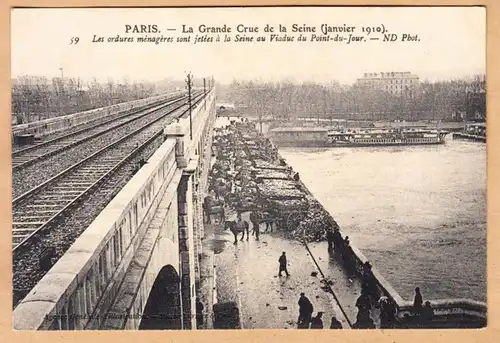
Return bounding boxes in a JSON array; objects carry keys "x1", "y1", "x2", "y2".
[{"x1": 11, "y1": 7, "x2": 485, "y2": 85}]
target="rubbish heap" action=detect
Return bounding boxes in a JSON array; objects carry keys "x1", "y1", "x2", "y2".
[
  {"x1": 289, "y1": 198, "x2": 340, "y2": 242},
  {"x1": 211, "y1": 119, "x2": 341, "y2": 243}
]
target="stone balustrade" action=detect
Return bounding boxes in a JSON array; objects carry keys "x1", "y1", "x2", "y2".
[{"x1": 13, "y1": 137, "x2": 179, "y2": 330}]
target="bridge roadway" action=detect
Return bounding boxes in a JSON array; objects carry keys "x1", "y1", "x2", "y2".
[{"x1": 13, "y1": 90, "x2": 486, "y2": 330}]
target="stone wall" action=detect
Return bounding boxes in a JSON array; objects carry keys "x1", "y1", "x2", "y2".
[
  {"x1": 12, "y1": 91, "x2": 183, "y2": 140},
  {"x1": 13, "y1": 137, "x2": 179, "y2": 330}
]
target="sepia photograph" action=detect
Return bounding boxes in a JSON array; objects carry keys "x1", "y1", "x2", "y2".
[{"x1": 9, "y1": 6, "x2": 486, "y2": 331}]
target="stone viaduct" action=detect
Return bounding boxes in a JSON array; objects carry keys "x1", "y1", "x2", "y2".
[{"x1": 13, "y1": 89, "x2": 216, "y2": 330}]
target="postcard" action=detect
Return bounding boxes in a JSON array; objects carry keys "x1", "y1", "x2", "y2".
[{"x1": 10, "y1": 6, "x2": 486, "y2": 331}]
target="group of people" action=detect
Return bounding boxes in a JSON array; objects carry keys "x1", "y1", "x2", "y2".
[
  {"x1": 297, "y1": 293, "x2": 343, "y2": 329},
  {"x1": 353, "y1": 284, "x2": 435, "y2": 329},
  {"x1": 326, "y1": 226, "x2": 360, "y2": 276},
  {"x1": 411, "y1": 287, "x2": 435, "y2": 325},
  {"x1": 325, "y1": 223, "x2": 434, "y2": 329}
]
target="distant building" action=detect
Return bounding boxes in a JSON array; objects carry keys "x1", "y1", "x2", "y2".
[{"x1": 357, "y1": 71, "x2": 420, "y2": 98}]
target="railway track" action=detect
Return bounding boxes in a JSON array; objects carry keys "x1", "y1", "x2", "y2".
[
  {"x1": 12, "y1": 91, "x2": 201, "y2": 199},
  {"x1": 12, "y1": 91, "x2": 206, "y2": 252},
  {"x1": 11, "y1": 93, "x2": 188, "y2": 169},
  {"x1": 11, "y1": 94, "x2": 184, "y2": 154}
]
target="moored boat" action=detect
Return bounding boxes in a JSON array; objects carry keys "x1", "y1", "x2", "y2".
[{"x1": 328, "y1": 127, "x2": 449, "y2": 147}]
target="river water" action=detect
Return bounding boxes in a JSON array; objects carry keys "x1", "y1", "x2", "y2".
[{"x1": 279, "y1": 136, "x2": 486, "y2": 303}]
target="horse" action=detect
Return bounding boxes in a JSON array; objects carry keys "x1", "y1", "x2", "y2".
[
  {"x1": 203, "y1": 196, "x2": 225, "y2": 224},
  {"x1": 211, "y1": 180, "x2": 232, "y2": 201},
  {"x1": 224, "y1": 219, "x2": 250, "y2": 244}
]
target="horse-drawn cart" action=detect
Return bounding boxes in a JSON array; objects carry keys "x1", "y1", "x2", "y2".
[
  {"x1": 266, "y1": 197, "x2": 310, "y2": 231},
  {"x1": 203, "y1": 196, "x2": 225, "y2": 224},
  {"x1": 253, "y1": 176, "x2": 310, "y2": 231}
]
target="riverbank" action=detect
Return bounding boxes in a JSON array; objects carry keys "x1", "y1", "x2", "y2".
[
  {"x1": 207, "y1": 120, "x2": 356, "y2": 329},
  {"x1": 208, "y1": 119, "x2": 486, "y2": 328}
]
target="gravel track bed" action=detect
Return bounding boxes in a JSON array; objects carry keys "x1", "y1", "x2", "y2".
[
  {"x1": 10, "y1": 99, "x2": 177, "y2": 155},
  {"x1": 12, "y1": 103, "x2": 168, "y2": 162},
  {"x1": 12, "y1": 134, "x2": 164, "y2": 308},
  {"x1": 12, "y1": 99, "x2": 190, "y2": 199},
  {"x1": 11, "y1": 108, "x2": 142, "y2": 154},
  {"x1": 10, "y1": 98, "x2": 176, "y2": 154},
  {"x1": 13, "y1": 111, "x2": 178, "y2": 216}
]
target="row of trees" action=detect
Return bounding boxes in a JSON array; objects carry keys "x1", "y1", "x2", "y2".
[
  {"x1": 11, "y1": 76, "x2": 166, "y2": 123},
  {"x1": 222, "y1": 75, "x2": 485, "y2": 123}
]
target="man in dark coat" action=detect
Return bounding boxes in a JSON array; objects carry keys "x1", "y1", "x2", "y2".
[
  {"x1": 310, "y1": 312, "x2": 324, "y2": 329},
  {"x1": 298, "y1": 293, "x2": 314, "y2": 326},
  {"x1": 333, "y1": 227, "x2": 343, "y2": 251},
  {"x1": 326, "y1": 229, "x2": 335, "y2": 251},
  {"x1": 278, "y1": 252, "x2": 290, "y2": 277},
  {"x1": 329, "y1": 316, "x2": 343, "y2": 329},
  {"x1": 196, "y1": 298, "x2": 204, "y2": 328},
  {"x1": 362, "y1": 262, "x2": 378, "y2": 299},
  {"x1": 250, "y1": 210, "x2": 261, "y2": 240},
  {"x1": 379, "y1": 297, "x2": 397, "y2": 329},
  {"x1": 413, "y1": 287, "x2": 423, "y2": 317},
  {"x1": 421, "y1": 301, "x2": 434, "y2": 325}
]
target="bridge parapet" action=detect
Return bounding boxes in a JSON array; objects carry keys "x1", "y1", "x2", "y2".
[
  {"x1": 13, "y1": 138, "x2": 179, "y2": 330},
  {"x1": 13, "y1": 88, "x2": 217, "y2": 331},
  {"x1": 163, "y1": 90, "x2": 216, "y2": 166}
]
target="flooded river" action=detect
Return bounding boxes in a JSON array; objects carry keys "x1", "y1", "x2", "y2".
[{"x1": 279, "y1": 137, "x2": 486, "y2": 302}]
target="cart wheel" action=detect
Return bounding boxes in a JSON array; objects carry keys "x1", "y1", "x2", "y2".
[{"x1": 286, "y1": 211, "x2": 306, "y2": 230}]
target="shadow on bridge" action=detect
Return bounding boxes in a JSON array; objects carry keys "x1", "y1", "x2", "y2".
[{"x1": 139, "y1": 265, "x2": 182, "y2": 330}]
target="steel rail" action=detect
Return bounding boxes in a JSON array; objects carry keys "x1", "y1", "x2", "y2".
[
  {"x1": 11, "y1": 93, "x2": 191, "y2": 170},
  {"x1": 12, "y1": 92, "x2": 206, "y2": 253},
  {"x1": 11, "y1": 95, "x2": 182, "y2": 155}
]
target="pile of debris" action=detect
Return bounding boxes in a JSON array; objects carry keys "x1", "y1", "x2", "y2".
[
  {"x1": 212, "y1": 123, "x2": 341, "y2": 244},
  {"x1": 290, "y1": 200, "x2": 339, "y2": 242}
]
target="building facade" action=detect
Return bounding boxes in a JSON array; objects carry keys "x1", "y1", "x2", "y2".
[{"x1": 357, "y1": 71, "x2": 420, "y2": 98}]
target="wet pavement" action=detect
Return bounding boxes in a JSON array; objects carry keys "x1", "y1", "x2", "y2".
[
  {"x1": 308, "y1": 242, "x2": 382, "y2": 328},
  {"x1": 213, "y1": 218, "x2": 352, "y2": 329}
]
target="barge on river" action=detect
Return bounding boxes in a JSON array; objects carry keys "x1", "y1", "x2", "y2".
[
  {"x1": 267, "y1": 125, "x2": 449, "y2": 147},
  {"x1": 452, "y1": 123, "x2": 486, "y2": 142},
  {"x1": 328, "y1": 127, "x2": 449, "y2": 147}
]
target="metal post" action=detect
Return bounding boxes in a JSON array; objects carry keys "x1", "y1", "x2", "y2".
[
  {"x1": 186, "y1": 72, "x2": 193, "y2": 140},
  {"x1": 464, "y1": 88, "x2": 468, "y2": 132},
  {"x1": 203, "y1": 78, "x2": 206, "y2": 110}
]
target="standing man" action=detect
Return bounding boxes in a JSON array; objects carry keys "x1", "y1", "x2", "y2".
[
  {"x1": 326, "y1": 229, "x2": 335, "y2": 251},
  {"x1": 250, "y1": 210, "x2": 261, "y2": 240},
  {"x1": 333, "y1": 226, "x2": 342, "y2": 251},
  {"x1": 278, "y1": 252, "x2": 290, "y2": 277},
  {"x1": 413, "y1": 287, "x2": 423, "y2": 318},
  {"x1": 298, "y1": 293, "x2": 314, "y2": 326},
  {"x1": 196, "y1": 298, "x2": 204, "y2": 329}
]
